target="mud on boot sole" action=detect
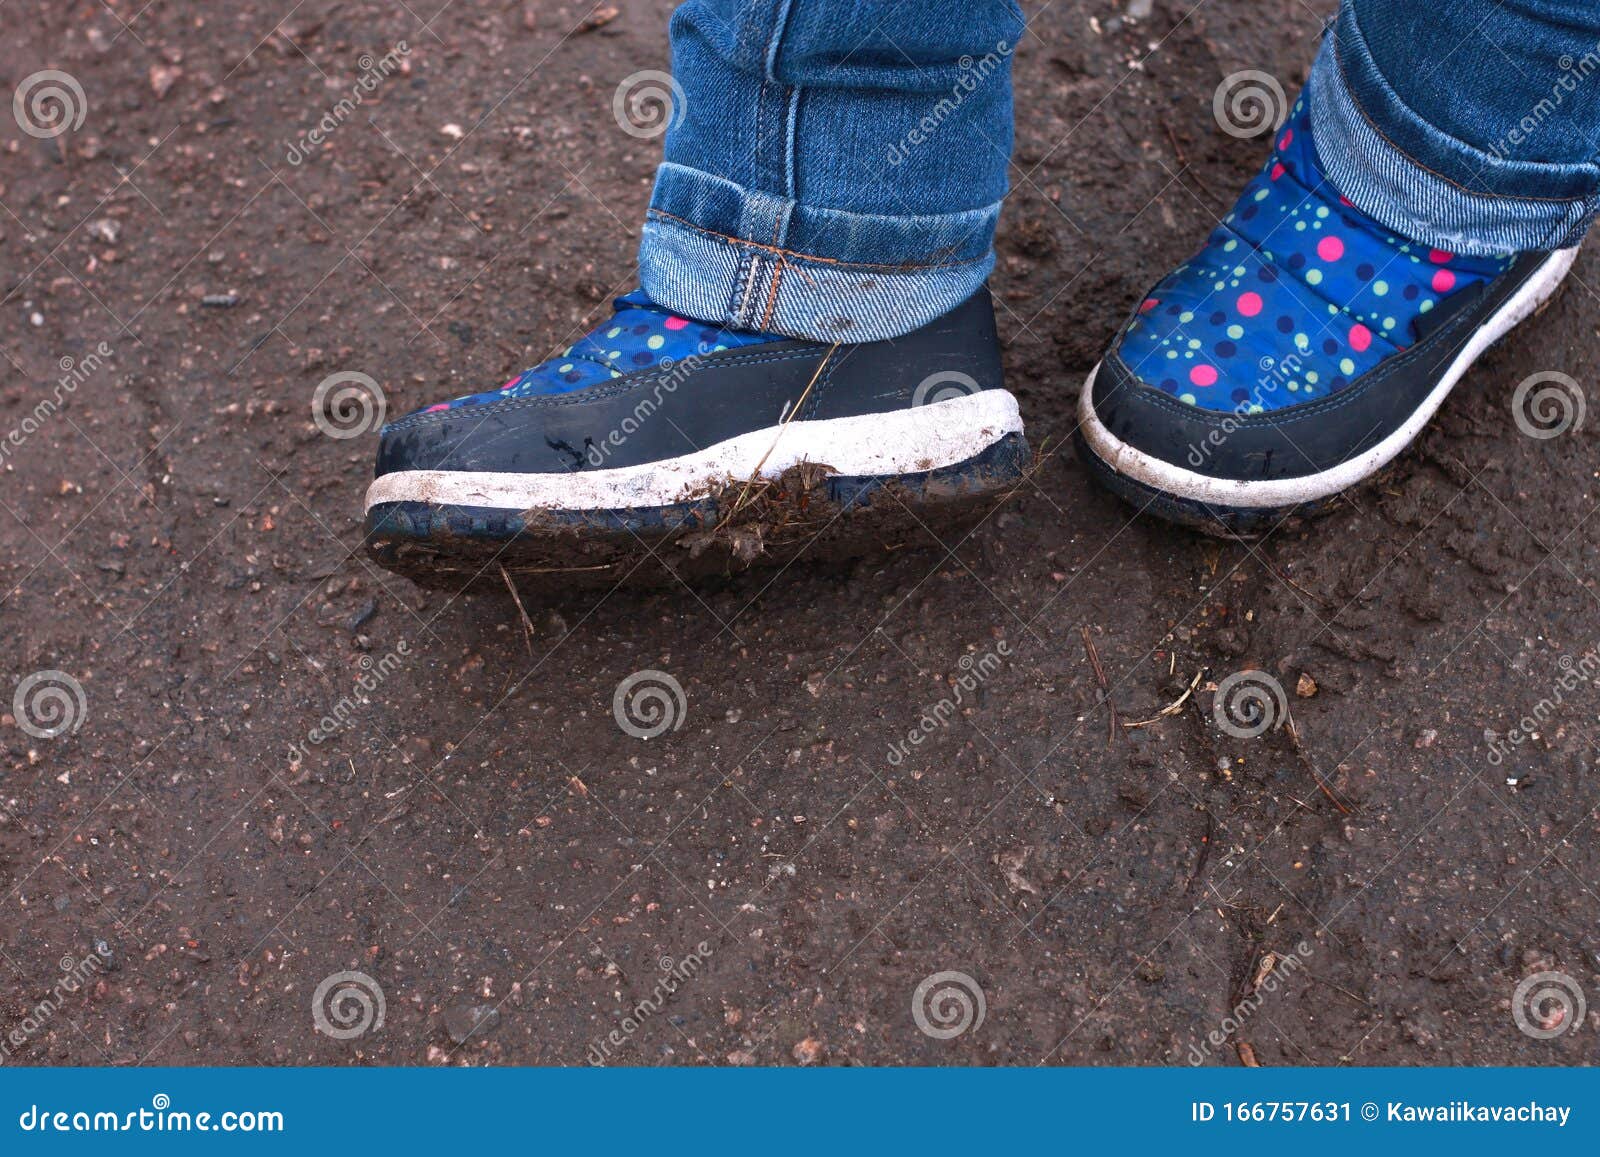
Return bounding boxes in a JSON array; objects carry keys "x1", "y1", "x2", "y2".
[{"x1": 365, "y1": 432, "x2": 1031, "y2": 593}]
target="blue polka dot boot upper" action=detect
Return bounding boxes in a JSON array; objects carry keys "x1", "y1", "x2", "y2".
[
  {"x1": 1117, "y1": 97, "x2": 1514, "y2": 415},
  {"x1": 410, "y1": 290, "x2": 782, "y2": 416}
]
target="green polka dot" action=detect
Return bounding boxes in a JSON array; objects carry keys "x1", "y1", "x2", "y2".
[
  {"x1": 1295, "y1": 333, "x2": 1310, "y2": 353},
  {"x1": 609, "y1": 350, "x2": 623, "y2": 361},
  {"x1": 1419, "y1": 300, "x2": 1434, "y2": 313},
  {"x1": 1295, "y1": 221, "x2": 1307, "y2": 231},
  {"x1": 1166, "y1": 350, "x2": 1179, "y2": 360},
  {"x1": 1340, "y1": 358, "x2": 1356, "y2": 375},
  {"x1": 646, "y1": 334, "x2": 664, "y2": 350},
  {"x1": 1373, "y1": 280, "x2": 1389, "y2": 296},
  {"x1": 1383, "y1": 317, "x2": 1397, "y2": 330},
  {"x1": 557, "y1": 363, "x2": 574, "y2": 373},
  {"x1": 1187, "y1": 339, "x2": 1201, "y2": 350},
  {"x1": 1227, "y1": 325, "x2": 1244, "y2": 339},
  {"x1": 1180, "y1": 311, "x2": 1194, "y2": 323},
  {"x1": 1180, "y1": 393, "x2": 1197, "y2": 405},
  {"x1": 1305, "y1": 370, "x2": 1319, "y2": 383},
  {"x1": 1316, "y1": 207, "x2": 1330, "y2": 219},
  {"x1": 1306, "y1": 269, "x2": 1323, "y2": 286},
  {"x1": 1254, "y1": 189, "x2": 1270, "y2": 202},
  {"x1": 1224, "y1": 239, "x2": 1239, "y2": 252},
  {"x1": 606, "y1": 327, "x2": 621, "y2": 339}
]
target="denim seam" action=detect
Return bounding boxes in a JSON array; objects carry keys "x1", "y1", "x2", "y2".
[
  {"x1": 646, "y1": 208, "x2": 995, "y2": 272},
  {"x1": 760, "y1": 210, "x2": 785, "y2": 330},
  {"x1": 1334, "y1": 14, "x2": 1593, "y2": 206}
]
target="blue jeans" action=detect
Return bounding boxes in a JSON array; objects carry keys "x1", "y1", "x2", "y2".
[{"x1": 639, "y1": 0, "x2": 1600, "y2": 342}]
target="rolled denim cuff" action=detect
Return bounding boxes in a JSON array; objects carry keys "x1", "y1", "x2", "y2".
[
  {"x1": 1310, "y1": 9, "x2": 1600, "y2": 255},
  {"x1": 639, "y1": 162, "x2": 999, "y2": 342}
]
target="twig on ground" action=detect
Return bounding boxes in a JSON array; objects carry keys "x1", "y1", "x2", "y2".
[
  {"x1": 1080, "y1": 625, "x2": 1120, "y2": 744},
  {"x1": 1125, "y1": 668, "x2": 1204, "y2": 728},
  {"x1": 499, "y1": 564, "x2": 536, "y2": 658},
  {"x1": 1285, "y1": 716, "x2": 1353, "y2": 814}
]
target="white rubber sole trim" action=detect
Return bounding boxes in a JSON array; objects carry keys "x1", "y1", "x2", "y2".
[
  {"x1": 366, "y1": 388, "x2": 1024, "y2": 513},
  {"x1": 1077, "y1": 246, "x2": 1578, "y2": 509}
]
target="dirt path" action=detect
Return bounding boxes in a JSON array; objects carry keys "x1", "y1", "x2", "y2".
[{"x1": 1, "y1": 0, "x2": 1596, "y2": 1065}]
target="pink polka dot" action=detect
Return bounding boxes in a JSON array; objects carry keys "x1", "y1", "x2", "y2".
[
  {"x1": 1349, "y1": 323, "x2": 1372, "y2": 353},
  {"x1": 663, "y1": 316, "x2": 690, "y2": 330},
  {"x1": 1237, "y1": 291, "x2": 1263, "y2": 317},
  {"x1": 425, "y1": 403, "x2": 450, "y2": 413},
  {"x1": 1429, "y1": 248, "x2": 1454, "y2": 264},
  {"x1": 1139, "y1": 298, "x2": 1160, "y2": 314},
  {"x1": 1279, "y1": 129, "x2": 1294, "y2": 151},
  {"x1": 1316, "y1": 236, "x2": 1345, "y2": 262},
  {"x1": 1270, "y1": 163, "x2": 1286, "y2": 181},
  {"x1": 501, "y1": 377, "x2": 519, "y2": 391},
  {"x1": 1190, "y1": 365, "x2": 1219, "y2": 387},
  {"x1": 1339, "y1": 195, "x2": 1354, "y2": 207},
  {"x1": 1431, "y1": 268, "x2": 1457, "y2": 293}
]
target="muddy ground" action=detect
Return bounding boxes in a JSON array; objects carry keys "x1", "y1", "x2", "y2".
[{"x1": 2, "y1": 0, "x2": 1597, "y2": 1067}]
